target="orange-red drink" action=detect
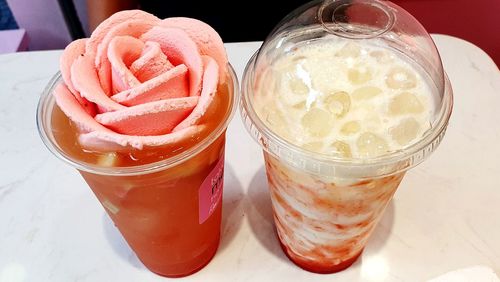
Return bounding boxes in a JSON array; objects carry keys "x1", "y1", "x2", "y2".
[{"x1": 37, "y1": 10, "x2": 238, "y2": 277}]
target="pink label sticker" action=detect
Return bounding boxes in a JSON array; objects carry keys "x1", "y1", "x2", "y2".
[{"x1": 199, "y1": 154, "x2": 224, "y2": 224}]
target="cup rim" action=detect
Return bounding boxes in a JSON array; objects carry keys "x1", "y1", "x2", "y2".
[
  {"x1": 37, "y1": 64, "x2": 240, "y2": 176},
  {"x1": 240, "y1": 51, "x2": 453, "y2": 178}
]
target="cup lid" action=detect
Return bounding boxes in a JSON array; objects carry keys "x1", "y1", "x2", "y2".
[{"x1": 257, "y1": 0, "x2": 446, "y2": 94}]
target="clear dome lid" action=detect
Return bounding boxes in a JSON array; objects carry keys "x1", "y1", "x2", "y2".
[
  {"x1": 241, "y1": 0, "x2": 453, "y2": 179},
  {"x1": 257, "y1": 0, "x2": 445, "y2": 94}
]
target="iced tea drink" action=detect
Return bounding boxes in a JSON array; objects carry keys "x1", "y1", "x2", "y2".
[
  {"x1": 37, "y1": 10, "x2": 238, "y2": 277},
  {"x1": 241, "y1": 0, "x2": 453, "y2": 274}
]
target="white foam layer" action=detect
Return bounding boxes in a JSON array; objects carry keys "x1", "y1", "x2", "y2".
[{"x1": 254, "y1": 38, "x2": 435, "y2": 158}]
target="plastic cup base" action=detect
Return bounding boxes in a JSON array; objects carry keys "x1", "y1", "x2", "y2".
[
  {"x1": 279, "y1": 240, "x2": 363, "y2": 274},
  {"x1": 142, "y1": 237, "x2": 221, "y2": 278}
]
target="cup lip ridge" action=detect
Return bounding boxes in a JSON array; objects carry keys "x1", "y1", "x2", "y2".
[
  {"x1": 36, "y1": 63, "x2": 240, "y2": 176},
  {"x1": 240, "y1": 51, "x2": 453, "y2": 177}
]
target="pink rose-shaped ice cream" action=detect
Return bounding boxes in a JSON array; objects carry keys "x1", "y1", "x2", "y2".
[{"x1": 55, "y1": 10, "x2": 228, "y2": 151}]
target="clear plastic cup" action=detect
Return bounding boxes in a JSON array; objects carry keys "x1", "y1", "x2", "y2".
[
  {"x1": 37, "y1": 65, "x2": 239, "y2": 277},
  {"x1": 241, "y1": 0, "x2": 453, "y2": 273}
]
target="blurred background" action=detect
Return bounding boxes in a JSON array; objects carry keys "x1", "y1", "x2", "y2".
[{"x1": 0, "y1": 0, "x2": 499, "y2": 66}]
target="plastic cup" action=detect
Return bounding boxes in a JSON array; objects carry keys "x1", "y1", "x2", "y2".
[
  {"x1": 240, "y1": 0, "x2": 453, "y2": 273},
  {"x1": 37, "y1": 65, "x2": 239, "y2": 277}
]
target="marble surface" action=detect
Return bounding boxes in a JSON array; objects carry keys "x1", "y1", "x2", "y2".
[{"x1": 0, "y1": 35, "x2": 499, "y2": 282}]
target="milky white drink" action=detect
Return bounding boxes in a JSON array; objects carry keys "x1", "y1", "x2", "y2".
[
  {"x1": 255, "y1": 40, "x2": 433, "y2": 157},
  {"x1": 253, "y1": 38, "x2": 435, "y2": 272}
]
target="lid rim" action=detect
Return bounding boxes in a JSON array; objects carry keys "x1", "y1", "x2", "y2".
[{"x1": 240, "y1": 51, "x2": 453, "y2": 178}]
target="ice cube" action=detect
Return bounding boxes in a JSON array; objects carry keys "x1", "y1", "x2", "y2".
[
  {"x1": 369, "y1": 50, "x2": 392, "y2": 63},
  {"x1": 348, "y1": 67, "x2": 372, "y2": 85},
  {"x1": 264, "y1": 105, "x2": 287, "y2": 128},
  {"x1": 292, "y1": 101, "x2": 307, "y2": 109},
  {"x1": 330, "y1": 141, "x2": 352, "y2": 158},
  {"x1": 324, "y1": 91, "x2": 351, "y2": 118},
  {"x1": 116, "y1": 183, "x2": 134, "y2": 198},
  {"x1": 389, "y1": 92, "x2": 424, "y2": 115},
  {"x1": 341, "y1": 121, "x2": 361, "y2": 135},
  {"x1": 337, "y1": 42, "x2": 361, "y2": 58},
  {"x1": 292, "y1": 55, "x2": 307, "y2": 62},
  {"x1": 289, "y1": 77, "x2": 309, "y2": 95},
  {"x1": 352, "y1": 86, "x2": 382, "y2": 100},
  {"x1": 364, "y1": 112, "x2": 382, "y2": 128},
  {"x1": 301, "y1": 108, "x2": 333, "y2": 137},
  {"x1": 97, "y1": 152, "x2": 118, "y2": 167},
  {"x1": 357, "y1": 132, "x2": 389, "y2": 157},
  {"x1": 102, "y1": 199, "x2": 120, "y2": 214},
  {"x1": 303, "y1": 141, "x2": 324, "y2": 153},
  {"x1": 280, "y1": 67, "x2": 309, "y2": 106},
  {"x1": 260, "y1": 104, "x2": 292, "y2": 141},
  {"x1": 390, "y1": 118, "x2": 421, "y2": 145},
  {"x1": 386, "y1": 67, "x2": 417, "y2": 89}
]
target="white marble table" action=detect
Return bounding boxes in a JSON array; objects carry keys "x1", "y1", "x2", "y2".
[{"x1": 0, "y1": 35, "x2": 499, "y2": 282}]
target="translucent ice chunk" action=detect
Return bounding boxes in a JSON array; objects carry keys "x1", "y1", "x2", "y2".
[
  {"x1": 264, "y1": 105, "x2": 287, "y2": 127},
  {"x1": 289, "y1": 77, "x2": 309, "y2": 95},
  {"x1": 369, "y1": 50, "x2": 393, "y2": 63},
  {"x1": 301, "y1": 108, "x2": 333, "y2": 137},
  {"x1": 386, "y1": 67, "x2": 417, "y2": 89},
  {"x1": 97, "y1": 152, "x2": 118, "y2": 167},
  {"x1": 357, "y1": 132, "x2": 389, "y2": 157},
  {"x1": 390, "y1": 118, "x2": 421, "y2": 145},
  {"x1": 102, "y1": 199, "x2": 120, "y2": 214},
  {"x1": 352, "y1": 86, "x2": 382, "y2": 100},
  {"x1": 280, "y1": 64, "x2": 316, "y2": 106},
  {"x1": 292, "y1": 101, "x2": 307, "y2": 110},
  {"x1": 330, "y1": 141, "x2": 352, "y2": 158},
  {"x1": 389, "y1": 92, "x2": 424, "y2": 115},
  {"x1": 324, "y1": 91, "x2": 351, "y2": 118},
  {"x1": 364, "y1": 112, "x2": 382, "y2": 128},
  {"x1": 337, "y1": 42, "x2": 361, "y2": 58},
  {"x1": 259, "y1": 104, "x2": 294, "y2": 141},
  {"x1": 292, "y1": 55, "x2": 306, "y2": 62},
  {"x1": 341, "y1": 121, "x2": 361, "y2": 135},
  {"x1": 116, "y1": 183, "x2": 134, "y2": 198},
  {"x1": 348, "y1": 67, "x2": 372, "y2": 85},
  {"x1": 303, "y1": 141, "x2": 324, "y2": 153}
]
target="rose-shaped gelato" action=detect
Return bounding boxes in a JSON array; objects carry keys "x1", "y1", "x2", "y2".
[{"x1": 55, "y1": 10, "x2": 228, "y2": 151}]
